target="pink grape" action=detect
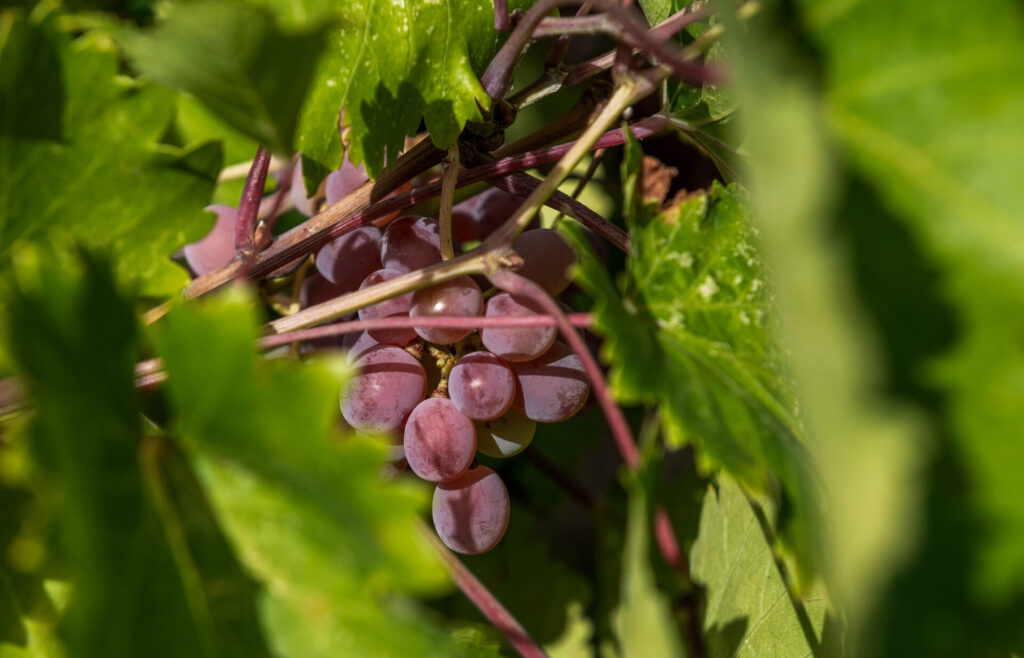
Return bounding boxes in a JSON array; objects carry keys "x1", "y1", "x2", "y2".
[
  {"x1": 315, "y1": 226, "x2": 382, "y2": 291},
  {"x1": 183, "y1": 205, "x2": 237, "y2": 276},
  {"x1": 514, "y1": 229, "x2": 577, "y2": 296},
  {"x1": 448, "y1": 352, "x2": 516, "y2": 421},
  {"x1": 404, "y1": 398, "x2": 476, "y2": 483},
  {"x1": 475, "y1": 410, "x2": 536, "y2": 458},
  {"x1": 380, "y1": 216, "x2": 441, "y2": 273},
  {"x1": 472, "y1": 188, "x2": 525, "y2": 240},
  {"x1": 290, "y1": 160, "x2": 317, "y2": 216},
  {"x1": 357, "y1": 269, "x2": 417, "y2": 345},
  {"x1": 341, "y1": 345, "x2": 426, "y2": 433},
  {"x1": 409, "y1": 277, "x2": 483, "y2": 344},
  {"x1": 480, "y1": 293, "x2": 557, "y2": 362},
  {"x1": 512, "y1": 341, "x2": 590, "y2": 423},
  {"x1": 299, "y1": 273, "x2": 350, "y2": 309},
  {"x1": 341, "y1": 330, "x2": 381, "y2": 359},
  {"x1": 325, "y1": 158, "x2": 368, "y2": 206},
  {"x1": 432, "y1": 466, "x2": 510, "y2": 555}
]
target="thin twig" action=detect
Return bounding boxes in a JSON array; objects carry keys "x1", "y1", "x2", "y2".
[
  {"x1": 259, "y1": 313, "x2": 595, "y2": 349},
  {"x1": 439, "y1": 145, "x2": 460, "y2": 260},
  {"x1": 234, "y1": 147, "x2": 271, "y2": 253},
  {"x1": 217, "y1": 156, "x2": 287, "y2": 183},
  {"x1": 418, "y1": 520, "x2": 548, "y2": 658},
  {"x1": 494, "y1": 0, "x2": 511, "y2": 31},
  {"x1": 490, "y1": 270, "x2": 639, "y2": 468}
]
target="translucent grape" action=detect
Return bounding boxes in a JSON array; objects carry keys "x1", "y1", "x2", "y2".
[
  {"x1": 432, "y1": 465, "x2": 510, "y2": 555},
  {"x1": 404, "y1": 398, "x2": 476, "y2": 483},
  {"x1": 357, "y1": 269, "x2": 417, "y2": 345},
  {"x1": 409, "y1": 277, "x2": 483, "y2": 344},
  {"x1": 472, "y1": 188, "x2": 525, "y2": 240},
  {"x1": 290, "y1": 160, "x2": 317, "y2": 216},
  {"x1": 514, "y1": 228, "x2": 577, "y2": 296},
  {"x1": 325, "y1": 158, "x2": 368, "y2": 206},
  {"x1": 183, "y1": 205, "x2": 237, "y2": 276},
  {"x1": 480, "y1": 293, "x2": 557, "y2": 362},
  {"x1": 512, "y1": 341, "x2": 590, "y2": 422},
  {"x1": 315, "y1": 226, "x2": 382, "y2": 291},
  {"x1": 449, "y1": 351, "x2": 516, "y2": 421},
  {"x1": 475, "y1": 410, "x2": 535, "y2": 458},
  {"x1": 340, "y1": 345, "x2": 426, "y2": 433},
  {"x1": 380, "y1": 216, "x2": 441, "y2": 273}
]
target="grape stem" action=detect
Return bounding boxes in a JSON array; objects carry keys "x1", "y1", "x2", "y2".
[
  {"x1": 438, "y1": 145, "x2": 459, "y2": 261},
  {"x1": 216, "y1": 155, "x2": 287, "y2": 183},
  {"x1": 258, "y1": 313, "x2": 595, "y2": 349},
  {"x1": 417, "y1": 520, "x2": 549, "y2": 658},
  {"x1": 234, "y1": 146, "x2": 271, "y2": 253}
]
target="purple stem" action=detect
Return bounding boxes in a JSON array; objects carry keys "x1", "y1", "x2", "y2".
[
  {"x1": 494, "y1": 0, "x2": 510, "y2": 31},
  {"x1": 205, "y1": 116, "x2": 666, "y2": 291},
  {"x1": 490, "y1": 269, "x2": 640, "y2": 468},
  {"x1": 419, "y1": 520, "x2": 549, "y2": 658},
  {"x1": 234, "y1": 147, "x2": 271, "y2": 252},
  {"x1": 481, "y1": 0, "x2": 715, "y2": 102},
  {"x1": 259, "y1": 313, "x2": 595, "y2": 349},
  {"x1": 545, "y1": 1, "x2": 592, "y2": 67}
]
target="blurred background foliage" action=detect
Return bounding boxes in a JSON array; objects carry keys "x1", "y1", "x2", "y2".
[{"x1": 0, "y1": 0, "x2": 1022, "y2": 656}]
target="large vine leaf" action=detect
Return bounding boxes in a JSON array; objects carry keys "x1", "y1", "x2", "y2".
[
  {"x1": 4, "y1": 250, "x2": 272, "y2": 658},
  {"x1": 569, "y1": 139, "x2": 822, "y2": 576},
  {"x1": 296, "y1": 0, "x2": 528, "y2": 178},
  {"x1": 119, "y1": 1, "x2": 329, "y2": 156},
  {"x1": 152, "y1": 288, "x2": 473, "y2": 657},
  {"x1": 690, "y1": 475, "x2": 829, "y2": 657},
  {"x1": 0, "y1": 15, "x2": 220, "y2": 297},
  {"x1": 799, "y1": 0, "x2": 1024, "y2": 600}
]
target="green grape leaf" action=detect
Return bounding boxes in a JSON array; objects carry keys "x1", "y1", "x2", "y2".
[
  {"x1": 119, "y1": 1, "x2": 329, "y2": 156},
  {"x1": 5, "y1": 250, "x2": 272, "y2": 658},
  {"x1": 0, "y1": 17, "x2": 220, "y2": 297},
  {"x1": 690, "y1": 475, "x2": 828, "y2": 657},
  {"x1": 568, "y1": 137, "x2": 821, "y2": 575},
  {"x1": 296, "y1": 0, "x2": 527, "y2": 178},
  {"x1": 800, "y1": 0, "x2": 1024, "y2": 600},
  {"x1": 0, "y1": 482, "x2": 55, "y2": 656},
  {"x1": 152, "y1": 288, "x2": 470, "y2": 657},
  {"x1": 612, "y1": 472, "x2": 686, "y2": 657}
]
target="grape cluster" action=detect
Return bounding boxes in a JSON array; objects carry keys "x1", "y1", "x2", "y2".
[
  {"x1": 333, "y1": 191, "x2": 588, "y2": 555},
  {"x1": 181, "y1": 164, "x2": 588, "y2": 556}
]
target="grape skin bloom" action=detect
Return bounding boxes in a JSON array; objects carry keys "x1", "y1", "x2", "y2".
[
  {"x1": 432, "y1": 466, "x2": 510, "y2": 555},
  {"x1": 449, "y1": 351, "x2": 516, "y2": 421},
  {"x1": 512, "y1": 341, "x2": 590, "y2": 423},
  {"x1": 340, "y1": 345, "x2": 426, "y2": 433},
  {"x1": 480, "y1": 293, "x2": 557, "y2": 362},
  {"x1": 404, "y1": 398, "x2": 476, "y2": 483},
  {"x1": 410, "y1": 277, "x2": 483, "y2": 345}
]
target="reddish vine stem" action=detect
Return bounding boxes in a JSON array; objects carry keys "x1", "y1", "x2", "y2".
[
  {"x1": 490, "y1": 270, "x2": 639, "y2": 468},
  {"x1": 258, "y1": 313, "x2": 595, "y2": 349},
  {"x1": 481, "y1": 0, "x2": 715, "y2": 102},
  {"x1": 494, "y1": 0, "x2": 511, "y2": 31},
  {"x1": 418, "y1": 520, "x2": 548, "y2": 658},
  {"x1": 234, "y1": 146, "x2": 271, "y2": 253}
]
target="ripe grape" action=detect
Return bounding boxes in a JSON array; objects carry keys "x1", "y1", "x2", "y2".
[
  {"x1": 341, "y1": 330, "x2": 381, "y2": 359},
  {"x1": 299, "y1": 272, "x2": 350, "y2": 309},
  {"x1": 341, "y1": 345, "x2": 426, "y2": 433},
  {"x1": 475, "y1": 410, "x2": 535, "y2": 458},
  {"x1": 480, "y1": 293, "x2": 557, "y2": 362},
  {"x1": 409, "y1": 277, "x2": 483, "y2": 344},
  {"x1": 380, "y1": 216, "x2": 441, "y2": 273},
  {"x1": 472, "y1": 188, "x2": 525, "y2": 240},
  {"x1": 183, "y1": 205, "x2": 237, "y2": 276},
  {"x1": 325, "y1": 158, "x2": 368, "y2": 206},
  {"x1": 357, "y1": 269, "x2": 417, "y2": 345},
  {"x1": 404, "y1": 398, "x2": 476, "y2": 483},
  {"x1": 432, "y1": 465, "x2": 510, "y2": 555},
  {"x1": 512, "y1": 341, "x2": 590, "y2": 423},
  {"x1": 290, "y1": 160, "x2": 317, "y2": 216},
  {"x1": 448, "y1": 351, "x2": 516, "y2": 421},
  {"x1": 514, "y1": 228, "x2": 577, "y2": 296},
  {"x1": 315, "y1": 226, "x2": 382, "y2": 291}
]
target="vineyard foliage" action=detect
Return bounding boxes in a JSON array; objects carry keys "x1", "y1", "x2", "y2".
[{"x1": 1, "y1": 0, "x2": 1023, "y2": 656}]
